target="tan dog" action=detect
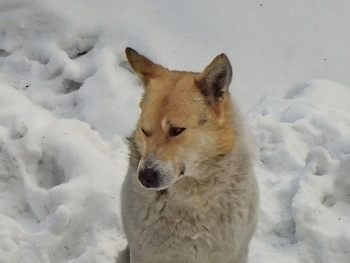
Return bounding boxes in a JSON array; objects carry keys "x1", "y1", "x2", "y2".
[{"x1": 121, "y1": 47, "x2": 258, "y2": 263}]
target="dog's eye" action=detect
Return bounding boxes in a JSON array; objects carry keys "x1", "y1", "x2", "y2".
[
  {"x1": 141, "y1": 128, "x2": 150, "y2": 137},
  {"x1": 168, "y1": 127, "x2": 186, "y2": 137}
]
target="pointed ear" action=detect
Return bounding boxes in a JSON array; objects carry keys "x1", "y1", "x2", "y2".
[
  {"x1": 195, "y1": 54, "x2": 232, "y2": 105},
  {"x1": 125, "y1": 47, "x2": 164, "y2": 85}
]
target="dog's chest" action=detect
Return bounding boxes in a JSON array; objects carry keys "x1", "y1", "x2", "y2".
[{"x1": 135, "y1": 191, "x2": 238, "y2": 258}]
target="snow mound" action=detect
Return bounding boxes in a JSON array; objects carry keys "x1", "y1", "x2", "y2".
[
  {"x1": 249, "y1": 79, "x2": 350, "y2": 263},
  {"x1": 0, "y1": 1, "x2": 142, "y2": 139},
  {"x1": 0, "y1": 84, "x2": 128, "y2": 263},
  {"x1": 286, "y1": 79, "x2": 350, "y2": 111}
]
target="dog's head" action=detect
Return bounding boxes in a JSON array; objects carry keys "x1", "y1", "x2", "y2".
[{"x1": 126, "y1": 48, "x2": 236, "y2": 190}]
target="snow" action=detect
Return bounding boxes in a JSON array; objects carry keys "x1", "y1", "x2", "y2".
[
  {"x1": 0, "y1": 1, "x2": 350, "y2": 262},
  {"x1": 248, "y1": 81, "x2": 350, "y2": 263}
]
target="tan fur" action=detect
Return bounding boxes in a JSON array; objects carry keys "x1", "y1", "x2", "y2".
[{"x1": 121, "y1": 48, "x2": 259, "y2": 263}]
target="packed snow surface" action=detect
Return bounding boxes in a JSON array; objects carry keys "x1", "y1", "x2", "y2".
[{"x1": 0, "y1": 1, "x2": 350, "y2": 263}]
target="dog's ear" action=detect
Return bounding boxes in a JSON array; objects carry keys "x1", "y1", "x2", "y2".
[
  {"x1": 125, "y1": 47, "x2": 164, "y2": 85},
  {"x1": 195, "y1": 54, "x2": 232, "y2": 105}
]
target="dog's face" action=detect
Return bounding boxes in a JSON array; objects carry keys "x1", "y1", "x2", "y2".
[{"x1": 126, "y1": 48, "x2": 235, "y2": 190}]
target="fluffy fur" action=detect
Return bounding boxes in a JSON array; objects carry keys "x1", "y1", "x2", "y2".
[{"x1": 121, "y1": 47, "x2": 258, "y2": 263}]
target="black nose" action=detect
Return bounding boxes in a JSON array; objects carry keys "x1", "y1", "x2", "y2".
[{"x1": 138, "y1": 168, "x2": 160, "y2": 188}]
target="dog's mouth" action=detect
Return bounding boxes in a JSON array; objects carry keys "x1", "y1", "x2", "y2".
[
  {"x1": 179, "y1": 164, "x2": 186, "y2": 176},
  {"x1": 156, "y1": 165, "x2": 185, "y2": 195},
  {"x1": 158, "y1": 188, "x2": 168, "y2": 195}
]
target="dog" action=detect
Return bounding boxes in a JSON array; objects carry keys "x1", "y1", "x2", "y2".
[{"x1": 121, "y1": 47, "x2": 259, "y2": 263}]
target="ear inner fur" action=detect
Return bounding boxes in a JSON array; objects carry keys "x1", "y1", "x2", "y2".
[
  {"x1": 125, "y1": 47, "x2": 165, "y2": 85},
  {"x1": 195, "y1": 53, "x2": 232, "y2": 105}
]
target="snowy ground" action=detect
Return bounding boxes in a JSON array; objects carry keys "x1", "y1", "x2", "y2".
[{"x1": 0, "y1": 1, "x2": 350, "y2": 262}]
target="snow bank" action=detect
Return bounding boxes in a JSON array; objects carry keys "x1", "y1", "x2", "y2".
[
  {"x1": 249, "y1": 80, "x2": 350, "y2": 263},
  {"x1": 0, "y1": 0, "x2": 143, "y2": 138},
  {"x1": 0, "y1": 84, "x2": 128, "y2": 262}
]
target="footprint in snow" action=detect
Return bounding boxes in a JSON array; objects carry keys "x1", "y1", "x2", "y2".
[
  {"x1": 306, "y1": 147, "x2": 350, "y2": 217},
  {"x1": 0, "y1": 49, "x2": 10, "y2": 57},
  {"x1": 35, "y1": 153, "x2": 65, "y2": 190},
  {"x1": 305, "y1": 146, "x2": 331, "y2": 177},
  {"x1": 59, "y1": 34, "x2": 98, "y2": 60},
  {"x1": 0, "y1": 140, "x2": 40, "y2": 231}
]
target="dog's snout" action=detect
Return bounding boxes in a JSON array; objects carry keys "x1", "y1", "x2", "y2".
[{"x1": 138, "y1": 168, "x2": 160, "y2": 188}]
